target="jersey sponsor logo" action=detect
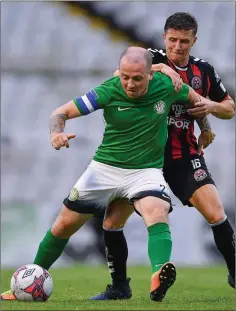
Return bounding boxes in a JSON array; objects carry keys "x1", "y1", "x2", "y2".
[
  {"x1": 118, "y1": 107, "x2": 131, "y2": 111},
  {"x1": 154, "y1": 101, "x2": 165, "y2": 114},
  {"x1": 68, "y1": 188, "x2": 79, "y2": 201},
  {"x1": 167, "y1": 116, "x2": 191, "y2": 129},
  {"x1": 194, "y1": 169, "x2": 207, "y2": 181},
  {"x1": 171, "y1": 104, "x2": 187, "y2": 117},
  {"x1": 191, "y1": 75, "x2": 202, "y2": 90}
]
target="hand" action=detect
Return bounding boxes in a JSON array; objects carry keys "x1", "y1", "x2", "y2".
[
  {"x1": 169, "y1": 72, "x2": 183, "y2": 92},
  {"x1": 187, "y1": 98, "x2": 214, "y2": 117},
  {"x1": 51, "y1": 133, "x2": 76, "y2": 150},
  {"x1": 152, "y1": 64, "x2": 183, "y2": 92},
  {"x1": 113, "y1": 68, "x2": 120, "y2": 77},
  {"x1": 197, "y1": 131, "x2": 216, "y2": 154}
]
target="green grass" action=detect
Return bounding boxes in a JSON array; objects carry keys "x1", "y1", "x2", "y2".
[{"x1": 1, "y1": 265, "x2": 234, "y2": 310}]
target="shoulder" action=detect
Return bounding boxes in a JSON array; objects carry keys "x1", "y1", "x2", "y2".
[
  {"x1": 101, "y1": 76, "x2": 119, "y2": 87},
  {"x1": 147, "y1": 48, "x2": 167, "y2": 63},
  {"x1": 153, "y1": 71, "x2": 172, "y2": 84},
  {"x1": 151, "y1": 72, "x2": 173, "y2": 91},
  {"x1": 189, "y1": 55, "x2": 217, "y2": 73},
  {"x1": 97, "y1": 76, "x2": 120, "y2": 95}
]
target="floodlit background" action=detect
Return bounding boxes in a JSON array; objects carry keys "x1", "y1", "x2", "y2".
[{"x1": 1, "y1": 1, "x2": 235, "y2": 268}]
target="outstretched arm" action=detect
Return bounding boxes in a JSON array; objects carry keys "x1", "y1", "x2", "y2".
[
  {"x1": 187, "y1": 64, "x2": 234, "y2": 119},
  {"x1": 152, "y1": 64, "x2": 183, "y2": 92},
  {"x1": 187, "y1": 97, "x2": 235, "y2": 119},
  {"x1": 50, "y1": 100, "x2": 81, "y2": 150}
]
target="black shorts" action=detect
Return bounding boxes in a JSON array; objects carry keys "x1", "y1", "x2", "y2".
[{"x1": 163, "y1": 154, "x2": 215, "y2": 207}]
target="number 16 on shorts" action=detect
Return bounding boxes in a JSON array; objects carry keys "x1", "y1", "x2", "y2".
[{"x1": 191, "y1": 158, "x2": 201, "y2": 169}]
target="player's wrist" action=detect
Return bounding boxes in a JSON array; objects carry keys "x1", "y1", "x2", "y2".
[
  {"x1": 200, "y1": 128, "x2": 211, "y2": 133},
  {"x1": 50, "y1": 131, "x2": 62, "y2": 138},
  {"x1": 208, "y1": 101, "x2": 218, "y2": 114}
]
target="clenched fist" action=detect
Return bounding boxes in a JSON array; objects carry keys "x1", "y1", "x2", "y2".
[{"x1": 51, "y1": 133, "x2": 76, "y2": 150}]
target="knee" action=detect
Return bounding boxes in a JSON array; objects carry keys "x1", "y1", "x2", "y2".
[
  {"x1": 204, "y1": 205, "x2": 226, "y2": 225},
  {"x1": 104, "y1": 198, "x2": 132, "y2": 230},
  {"x1": 138, "y1": 201, "x2": 170, "y2": 218},
  {"x1": 103, "y1": 216, "x2": 124, "y2": 230},
  {"x1": 51, "y1": 215, "x2": 73, "y2": 238}
]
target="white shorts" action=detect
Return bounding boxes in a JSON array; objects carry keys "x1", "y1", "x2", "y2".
[{"x1": 63, "y1": 160, "x2": 171, "y2": 216}]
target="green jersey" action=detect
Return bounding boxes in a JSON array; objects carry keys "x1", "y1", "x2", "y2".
[{"x1": 74, "y1": 72, "x2": 189, "y2": 169}]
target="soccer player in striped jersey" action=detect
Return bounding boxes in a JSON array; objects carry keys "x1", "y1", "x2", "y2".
[
  {"x1": 151, "y1": 13, "x2": 235, "y2": 289},
  {"x1": 93, "y1": 12, "x2": 235, "y2": 300}
]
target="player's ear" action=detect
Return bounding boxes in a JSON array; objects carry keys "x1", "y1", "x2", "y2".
[
  {"x1": 149, "y1": 70, "x2": 154, "y2": 80},
  {"x1": 113, "y1": 67, "x2": 120, "y2": 77},
  {"x1": 163, "y1": 32, "x2": 166, "y2": 41},
  {"x1": 192, "y1": 36, "x2": 197, "y2": 47}
]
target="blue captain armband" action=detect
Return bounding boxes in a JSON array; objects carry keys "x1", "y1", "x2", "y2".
[{"x1": 74, "y1": 89, "x2": 100, "y2": 115}]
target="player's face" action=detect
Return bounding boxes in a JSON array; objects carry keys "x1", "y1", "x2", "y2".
[
  {"x1": 163, "y1": 29, "x2": 197, "y2": 66},
  {"x1": 119, "y1": 61, "x2": 154, "y2": 99}
]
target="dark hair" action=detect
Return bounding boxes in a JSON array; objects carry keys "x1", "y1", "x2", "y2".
[{"x1": 164, "y1": 12, "x2": 198, "y2": 35}]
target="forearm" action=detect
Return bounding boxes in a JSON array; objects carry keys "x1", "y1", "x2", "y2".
[
  {"x1": 210, "y1": 99, "x2": 235, "y2": 119},
  {"x1": 196, "y1": 116, "x2": 212, "y2": 132},
  {"x1": 50, "y1": 100, "x2": 81, "y2": 135},
  {"x1": 50, "y1": 112, "x2": 67, "y2": 134},
  {"x1": 187, "y1": 87, "x2": 202, "y2": 105}
]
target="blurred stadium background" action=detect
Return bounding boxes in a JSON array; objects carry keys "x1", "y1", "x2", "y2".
[{"x1": 1, "y1": 1, "x2": 235, "y2": 268}]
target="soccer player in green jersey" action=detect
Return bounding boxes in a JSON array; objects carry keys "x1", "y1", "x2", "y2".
[{"x1": 2, "y1": 47, "x2": 202, "y2": 302}]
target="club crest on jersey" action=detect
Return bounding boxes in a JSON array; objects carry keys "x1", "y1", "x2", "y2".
[
  {"x1": 191, "y1": 75, "x2": 202, "y2": 90},
  {"x1": 68, "y1": 188, "x2": 79, "y2": 201},
  {"x1": 194, "y1": 169, "x2": 207, "y2": 181},
  {"x1": 154, "y1": 101, "x2": 165, "y2": 114}
]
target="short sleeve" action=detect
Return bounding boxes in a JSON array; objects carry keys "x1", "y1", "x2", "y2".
[
  {"x1": 73, "y1": 81, "x2": 113, "y2": 115},
  {"x1": 207, "y1": 65, "x2": 229, "y2": 102}
]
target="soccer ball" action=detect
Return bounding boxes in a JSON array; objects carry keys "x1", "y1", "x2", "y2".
[{"x1": 10, "y1": 264, "x2": 53, "y2": 302}]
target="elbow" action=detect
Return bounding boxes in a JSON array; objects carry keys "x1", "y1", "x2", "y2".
[
  {"x1": 50, "y1": 109, "x2": 59, "y2": 119},
  {"x1": 226, "y1": 100, "x2": 235, "y2": 119},
  {"x1": 225, "y1": 105, "x2": 235, "y2": 119},
  {"x1": 51, "y1": 106, "x2": 67, "y2": 119},
  {"x1": 215, "y1": 110, "x2": 235, "y2": 120},
  {"x1": 226, "y1": 111, "x2": 235, "y2": 119},
  {"x1": 214, "y1": 101, "x2": 235, "y2": 119}
]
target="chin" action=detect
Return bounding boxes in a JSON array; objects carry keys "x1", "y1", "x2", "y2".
[
  {"x1": 127, "y1": 92, "x2": 137, "y2": 98},
  {"x1": 171, "y1": 54, "x2": 184, "y2": 63}
]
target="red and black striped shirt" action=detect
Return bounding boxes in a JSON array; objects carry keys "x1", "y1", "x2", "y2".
[{"x1": 148, "y1": 48, "x2": 230, "y2": 161}]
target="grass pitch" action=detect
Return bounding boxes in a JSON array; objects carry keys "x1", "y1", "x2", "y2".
[{"x1": 1, "y1": 264, "x2": 234, "y2": 310}]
